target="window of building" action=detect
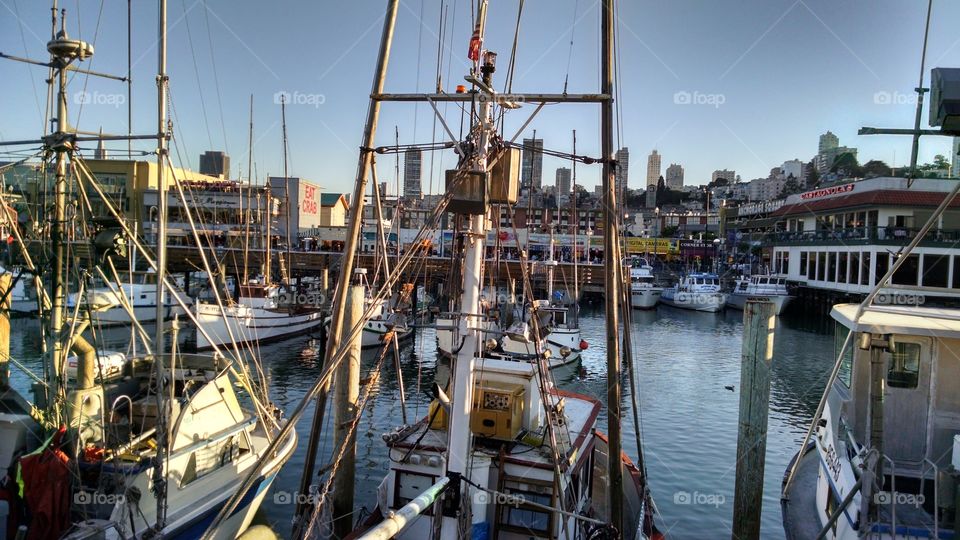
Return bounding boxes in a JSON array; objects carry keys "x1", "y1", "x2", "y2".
[
  {"x1": 818, "y1": 252, "x2": 827, "y2": 281},
  {"x1": 849, "y1": 252, "x2": 860, "y2": 284},
  {"x1": 828, "y1": 253, "x2": 837, "y2": 282},
  {"x1": 923, "y1": 254, "x2": 949, "y2": 288},
  {"x1": 891, "y1": 254, "x2": 919, "y2": 286},
  {"x1": 807, "y1": 252, "x2": 817, "y2": 280},
  {"x1": 888, "y1": 342, "x2": 921, "y2": 389},
  {"x1": 838, "y1": 253, "x2": 848, "y2": 283},
  {"x1": 861, "y1": 252, "x2": 872, "y2": 285},
  {"x1": 876, "y1": 253, "x2": 889, "y2": 285},
  {"x1": 800, "y1": 252, "x2": 808, "y2": 276}
]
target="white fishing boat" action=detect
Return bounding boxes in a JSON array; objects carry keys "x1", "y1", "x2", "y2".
[
  {"x1": 629, "y1": 258, "x2": 662, "y2": 309},
  {"x1": 67, "y1": 276, "x2": 188, "y2": 326},
  {"x1": 194, "y1": 283, "x2": 324, "y2": 350},
  {"x1": 782, "y1": 303, "x2": 960, "y2": 540},
  {"x1": 500, "y1": 300, "x2": 586, "y2": 370},
  {"x1": 0, "y1": 10, "x2": 297, "y2": 539},
  {"x1": 661, "y1": 272, "x2": 727, "y2": 312},
  {"x1": 2, "y1": 270, "x2": 39, "y2": 314},
  {"x1": 344, "y1": 1, "x2": 658, "y2": 537},
  {"x1": 726, "y1": 274, "x2": 793, "y2": 315}
]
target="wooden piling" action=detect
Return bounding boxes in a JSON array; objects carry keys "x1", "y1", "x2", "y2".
[
  {"x1": 0, "y1": 273, "x2": 10, "y2": 389},
  {"x1": 732, "y1": 299, "x2": 776, "y2": 540},
  {"x1": 332, "y1": 285, "x2": 363, "y2": 539}
]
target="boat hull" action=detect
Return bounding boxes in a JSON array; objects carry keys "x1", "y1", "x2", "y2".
[
  {"x1": 631, "y1": 288, "x2": 662, "y2": 309},
  {"x1": 194, "y1": 303, "x2": 324, "y2": 350},
  {"x1": 661, "y1": 291, "x2": 727, "y2": 312},
  {"x1": 726, "y1": 292, "x2": 793, "y2": 315}
]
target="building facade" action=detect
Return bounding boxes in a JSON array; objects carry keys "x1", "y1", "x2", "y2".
[
  {"x1": 665, "y1": 163, "x2": 684, "y2": 189},
  {"x1": 615, "y1": 147, "x2": 629, "y2": 198},
  {"x1": 521, "y1": 138, "x2": 544, "y2": 191},
  {"x1": 199, "y1": 151, "x2": 230, "y2": 179},
  {"x1": 555, "y1": 167, "x2": 572, "y2": 197},
  {"x1": 645, "y1": 150, "x2": 661, "y2": 188},
  {"x1": 403, "y1": 149, "x2": 422, "y2": 200}
]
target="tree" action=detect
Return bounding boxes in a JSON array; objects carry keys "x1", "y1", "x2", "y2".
[
  {"x1": 779, "y1": 175, "x2": 801, "y2": 198},
  {"x1": 933, "y1": 154, "x2": 950, "y2": 170},
  {"x1": 830, "y1": 152, "x2": 863, "y2": 178},
  {"x1": 862, "y1": 160, "x2": 892, "y2": 178},
  {"x1": 805, "y1": 160, "x2": 820, "y2": 187}
]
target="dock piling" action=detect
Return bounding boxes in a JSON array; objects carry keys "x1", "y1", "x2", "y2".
[
  {"x1": 732, "y1": 299, "x2": 775, "y2": 540},
  {"x1": 332, "y1": 284, "x2": 363, "y2": 539}
]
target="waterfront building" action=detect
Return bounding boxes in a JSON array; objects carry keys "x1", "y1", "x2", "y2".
[{"x1": 766, "y1": 177, "x2": 960, "y2": 299}]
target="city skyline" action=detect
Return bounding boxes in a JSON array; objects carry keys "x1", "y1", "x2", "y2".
[{"x1": 2, "y1": 1, "x2": 959, "y2": 193}]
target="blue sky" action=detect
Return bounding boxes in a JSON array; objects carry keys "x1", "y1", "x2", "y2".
[{"x1": 2, "y1": 0, "x2": 960, "y2": 194}]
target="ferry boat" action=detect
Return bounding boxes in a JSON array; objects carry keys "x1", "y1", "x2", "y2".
[
  {"x1": 782, "y1": 303, "x2": 960, "y2": 539},
  {"x1": 661, "y1": 272, "x2": 727, "y2": 312},
  {"x1": 726, "y1": 274, "x2": 793, "y2": 315},
  {"x1": 629, "y1": 258, "x2": 662, "y2": 309}
]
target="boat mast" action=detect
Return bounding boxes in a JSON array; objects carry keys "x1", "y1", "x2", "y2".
[
  {"x1": 243, "y1": 94, "x2": 253, "y2": 283},
  {"x1": 292, "y1": 0, "x2": 401, "y2": 531},
  {"x1": 281, "y1": 97, "x2": 293, "y2": 282},
  {"x1": 571, "y1": 129, "x2": 579, "y2": 326},
  {"x1": 441, "y1": 2, "x2": 490, "y2": 539},
  {"x1": 154, "y1": 0, "x2": 168, "y2": 353},
  {"x1": 48, "y1": 8, "x2": 70, "y2": 425},
  {"x1": 600, "y1": 0, "x2": 624, "y2": 532}
]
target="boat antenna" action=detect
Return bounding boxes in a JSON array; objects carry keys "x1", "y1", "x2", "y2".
[
  {"x1": 243, "y1": 94, "x2": 253, "y2": 283},
  {"x1": 281, "y1": 96, "x2": 292, "y2": 283}
]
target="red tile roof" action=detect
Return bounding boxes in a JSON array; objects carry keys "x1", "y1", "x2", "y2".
[{"x1": 772, "y1": 189, "x2": 960, "y2": 217}]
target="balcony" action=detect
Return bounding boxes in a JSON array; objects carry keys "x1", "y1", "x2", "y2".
[{"x1": 765, "y1": 226, "x2": 960, "y2": 246}]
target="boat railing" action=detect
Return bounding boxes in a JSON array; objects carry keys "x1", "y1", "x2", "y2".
[
  {"x1": 766, "y1": 226, "x2": 960, "y2": 246},
  {"x1": 920, "y1": 458, "x2": 940, "y2": 539}
]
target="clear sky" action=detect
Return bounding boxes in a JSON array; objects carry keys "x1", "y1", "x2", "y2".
[{"x1": 2, "y1": 0, "x2": 960, "y2": 194}]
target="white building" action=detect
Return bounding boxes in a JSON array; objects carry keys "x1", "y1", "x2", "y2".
[{"x1": 645, "y1": 150, "x2": 661, "y2": 188}]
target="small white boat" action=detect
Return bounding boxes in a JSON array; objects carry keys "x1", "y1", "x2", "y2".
[
  {"x1": 726, "y1": 274, "x2": 793, "y2": 315},
  {"x1": 629, "y1": 258, "x2": 662, "y2": 309},
  {"x1": 500, "y1": 301, "x2": 585, "y2": 369},
  {"x1": 661, "y1": 272, "x2": 727, "y2": 312},
  {"x1": 194, "y1": 283, "x2": 323, "y2": 350},
  {"x1": 66, "y1": 273, "x2": 188, "y2": 326}
]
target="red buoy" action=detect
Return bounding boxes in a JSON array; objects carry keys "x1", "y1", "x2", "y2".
[{"x1": 579, "y1": 339, "x2": 589, "y2": 350}]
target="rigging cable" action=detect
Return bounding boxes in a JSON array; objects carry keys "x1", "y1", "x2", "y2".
[
  {"x1": 202, "y1": 0, "x2": 230, "y2": 157},
  {"x1": 180, "y1": 0, "x2": 215, "y2": 149}
]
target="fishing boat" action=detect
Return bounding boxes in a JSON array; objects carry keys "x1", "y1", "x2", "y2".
[
  {"x1": 0, "y1": 8, "x2": 296, "y2": 538},
  {"x1": 499, "y1": 299, "x2": 586, "y2": 370},
  {"x1": 193, "y1": 291, "x2": 324, "y2": 350},
  {"x1": 726, "y1": 274, "x2": 792, "y2": 315},
  {"x1": 66, "y1": 272, "x2": 188, "y2": 326},
  {"x1": 661, "y1": 272, "x2": 726, "y2": 312},
  {"x1": 327, "y1": 0, "x2": 659, "y2": 538},
  {"x1": 629, "y1": 258, "x2": 662, "y2": 309},
  {"x1": 0, "y1": 267, "x2": 39, "y2": 314},
  {"x1": 781, "y1": 303, "x2": 960, "y2": 539}
]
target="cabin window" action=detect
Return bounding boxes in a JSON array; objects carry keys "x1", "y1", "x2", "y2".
[
  {"x1": 395, "y1": 471, "x2": 437, "y2": 513},
  {"x1": 835, "y1": 324, "x2": 853, "y2": 388},
  {"x1": 800, "y1": 252, "x2": 808, "y2": 276},
  {"x1": 923, "y1": 254, "x2": 949, "y2": 288},
  {"x1": 849, "y1": 253, "x2": 860, "y2": 284},
  {"x1": 891, "y1": 254, "x2": 919, "y2": 286},
  {"x1": 498, "y1": 484, "x2": 553, "y2": 536},
  {"x1": 888, "y1": 342, "x2": 921, "y2": 389},
  {"x1": 838, "y1": 253, "x2": 848, "y2": 284},
  {"x1": 828, "y1": 253, "x2": 837, "y2": 282},
  {"x1": 860, "y1": 252, "x2": 872, "y2": 286}
]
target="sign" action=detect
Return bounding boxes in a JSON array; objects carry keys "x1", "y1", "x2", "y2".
[
  {"x1": 800, "y1": 183, "x2": 854, "y2": 200},
  {"x1": 301, "y1": 183, "x2": 319, "y2": 216}
]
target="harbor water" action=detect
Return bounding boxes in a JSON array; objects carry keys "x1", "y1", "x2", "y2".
[{"x1": 7, "y1": 306, "x2": 836, "y2": 539}]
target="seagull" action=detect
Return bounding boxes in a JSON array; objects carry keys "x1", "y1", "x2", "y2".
[{"x1": 724, "y1": 385, "x2": 735, "y2": 392}]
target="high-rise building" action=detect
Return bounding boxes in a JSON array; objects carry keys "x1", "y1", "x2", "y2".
[
  {"x1": 952, "y1": 137, "x2": 960, "y2": 178},
  {"x1": 645, "y1": 150, "x2": 661, "y2": 188},
  {"x1": 199, "y1": 151, "x2": 230, "y2": 178},
  {"x1": 781, "y1": 159, "x2": 804, "y2": 179},
  {"x1": 819, "y1": 131, "x2": 839, "y2": 154},
  {"x1": 711, "y1": 169, "x2": 736, "y2": 184},
  {"x1": 615, "y1": 147, "x2": 630, "y2": 197},
  {"x1": 555, "y1": 167, "x2": 572, "y2": 196},
  {"x1": 521, "y1": 138, "x2": 544, "y2": 191},
  {"x1": 403, "y1": 149, "x2": 422, "y2": 199},
  {"x1": 665, "y1": 163, "x2": 684, "y2": 189}
]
